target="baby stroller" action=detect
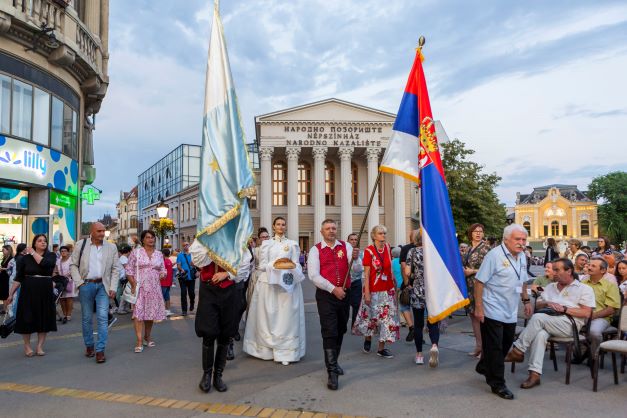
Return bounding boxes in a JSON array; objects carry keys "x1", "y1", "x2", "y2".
[{"x1": 52, "y1": 275, "x2": 69, "y2": 321}]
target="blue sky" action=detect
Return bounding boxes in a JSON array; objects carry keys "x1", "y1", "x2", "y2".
[{"x1": 85, "y1": 0, "x2": 627, "y2": 220}]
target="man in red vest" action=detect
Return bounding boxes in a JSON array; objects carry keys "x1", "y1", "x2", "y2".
[{"x1": 308, "y1": 219, "x2": 359, "y2": 390}]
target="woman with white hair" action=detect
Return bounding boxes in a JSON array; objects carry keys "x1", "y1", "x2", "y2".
[{"x1": 352, "y1": 225, "x2": 400, "y2": 358}]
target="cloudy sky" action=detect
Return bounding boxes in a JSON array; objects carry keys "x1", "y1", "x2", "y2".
[{"x1": 85, "y1": 0, "x2": 627, "y2": 220}]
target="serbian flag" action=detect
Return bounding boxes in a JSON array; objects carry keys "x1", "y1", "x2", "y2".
[{"x1": 381, "y1": 47, "x2": 468, "y2": 323}]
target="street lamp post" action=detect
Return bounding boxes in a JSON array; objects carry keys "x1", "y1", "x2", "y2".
[
  {"x1": 156, "y1": 200, "x2": 169, "y2": 248},
  {"x1": 104, "y1": 229, "x2": 111, "y2": 241}
]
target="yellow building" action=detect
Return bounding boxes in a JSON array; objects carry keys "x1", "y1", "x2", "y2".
[{"x1": 514, "y1": 184, "x2": 598, "y2": 249}]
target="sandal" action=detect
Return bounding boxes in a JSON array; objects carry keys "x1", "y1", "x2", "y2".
[
  {"x1": 134, "y1": 346, "x2": 143, "y2": 353},
  {"x1": 24, "y1": 350, "x2": 34, "y2": 358},
  {"x1": 143, "y1": 338, "x2": 156, "y2": 348},
  {"x1": 36, "y1": 351, "x2": 46, "y2": 356}
]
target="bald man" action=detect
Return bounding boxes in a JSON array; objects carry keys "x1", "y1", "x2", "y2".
[{"x1": 71, "y1": 222, "x2": 121, "y2": 363}]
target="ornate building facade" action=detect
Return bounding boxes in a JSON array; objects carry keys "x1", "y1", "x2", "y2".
[
  {"x1": 114, "y1": 185, "x2": 138, "y2": 245},
  {"x1": 514, "y1": 184, "x2": 598, "y2": 248},
  {"x1": 0, "y1": 0, "x2": 109, "y2": 247},
  {"x1": 252, "y1": 98, "x2": 419, "y2": 249}
]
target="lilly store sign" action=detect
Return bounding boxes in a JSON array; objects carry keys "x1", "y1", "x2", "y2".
[{"x1": 0, "y1": 135, "x2": 78, "y2": 196}]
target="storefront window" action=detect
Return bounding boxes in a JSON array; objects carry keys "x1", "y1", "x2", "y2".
[
  {"x1": 11, "y1": 79, "x2": 33, "y2": 140},
  {"x1": 62, "y1": 103, "x2": 77, "y2": 159},
  {"x1": 33, "y1": 88, "x2": 50, "y2": 146},
  {"x1": 0, "y1": 74, "x2": 10, "y2": 134},
  {"x1": 51, "y1": 96, "x2": 63, "y2": 151},
  {"x1": 50, "y1": 190, "x2": 77, "y2": 244}
]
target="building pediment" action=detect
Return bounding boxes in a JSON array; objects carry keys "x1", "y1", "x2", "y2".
[{"x1": 255, "y1": 98, "x2": 396, "y2": 123}]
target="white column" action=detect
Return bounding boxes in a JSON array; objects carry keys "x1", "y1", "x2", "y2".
[
  {"x1": 259, "y1": 147, "x2": 273, "y2": 231},
  {"x1": 571, "y1": 207, "x2": 577, "y2": 238},
  {"x1": 286, "y1": 147, "x2": 300, "y2": 241},
  {"x1": 339, "y1": 148, "x2": 354, "y2": 240},
  {"x1": 533, "y1": 208, "x2": 539, "y2": 239},
  {"x1": 312, "y1": 146, "x2": 327, "y2": 243},
  {"x1": 366, "y1": 147, "x2": 381, "y2": 235},
  {"x1": 393, "y1": 175, "x2": 406, "y2": 246}
]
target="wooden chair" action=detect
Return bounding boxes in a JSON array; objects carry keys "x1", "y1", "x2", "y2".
[{"x1": 593, "y1": 303, "x2": 627, "y2": 391}]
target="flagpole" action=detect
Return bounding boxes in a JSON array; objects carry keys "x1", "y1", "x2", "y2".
[{"x1": 341, "y1": 170, "x2": 382, "y2": 289}]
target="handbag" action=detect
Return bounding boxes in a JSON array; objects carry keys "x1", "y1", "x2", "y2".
[
  {"x1": 122, "y1": 252, "x2": 138, "y2": 304},
  {"x1": 399, "y1": 285, "x2": 411, "y2": 306},
  {"x1": 534, "y1": 307, "x2": 586, "y2": 363},
  {"x1": 178, "y1": 253, "x2": 195, "y2": 281},
  {"x1": 0, "y1": 311, "x2": 16, "y2": 339}
]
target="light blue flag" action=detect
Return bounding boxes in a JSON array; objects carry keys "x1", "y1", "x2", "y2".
[{"x1": 191, "y1": 1, "x2": 255, "y2": 275}]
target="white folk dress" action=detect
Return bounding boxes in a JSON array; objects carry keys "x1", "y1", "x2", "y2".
[{"x1": 243, "y1": 235, "x2": 306, "y2": 362}]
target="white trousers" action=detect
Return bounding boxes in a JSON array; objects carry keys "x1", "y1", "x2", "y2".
[{"x1": 513, "y1": 313, "x2": 573, "y2": 375}]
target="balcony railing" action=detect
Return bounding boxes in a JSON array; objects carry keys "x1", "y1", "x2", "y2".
[{"x1": 5, "y1": 0, "x2": 104, "y2": 79}]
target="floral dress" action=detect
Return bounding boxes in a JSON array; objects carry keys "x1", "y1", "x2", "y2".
[
  {"x1": 352, "y1": 244, "x2": 400, "y2": 343},
  {"x1": 406, "y1": 246, "x2": 426, "y2": 310},
  {"x1": 125, "y1": 247, "x2": 166, "y2": 321},
  {"x1": 463, "y1": 241, "x2": 490, "y2": 313}
]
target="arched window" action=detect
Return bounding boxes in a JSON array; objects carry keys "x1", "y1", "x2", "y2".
[
  {"x1": 298, "y1": 162, "x2": 312, "y2": 206},
  {"x1": 325, "y1": 162, "x2": 335, "y2": 206},
  {"x1": 523, "y1": 221, "x2": 531, "y2": 235},
  {"x1": 551, "y1": 221, "x2": 559, "y2": 236},
  {"x1": 272, "y1": 161, "x2": 287, "y2": 206},
  {"x1": 352, "y1": 163, "x2": 358, "y2": 206},
  {"x1": 580, "y1": 220, "x2": 590, "y2": 236}
]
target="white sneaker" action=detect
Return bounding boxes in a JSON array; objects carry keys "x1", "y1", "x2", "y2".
[
  {"x1": 165, "y1": 310, "x2": 172, "y2": 317},
  {"x1": 429, "y1": 345, "x2": 439, "y2": 368},
  {"x1": 415, "y1": 354, "x2": 424, "y2": 365},
  {"x1": 281, "y1": 361, "x2": 289, "y2": 366}
]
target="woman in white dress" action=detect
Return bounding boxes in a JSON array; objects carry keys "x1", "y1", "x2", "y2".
[{"x1": 243, "y1": 217, "x2": 306, "y2": 365}]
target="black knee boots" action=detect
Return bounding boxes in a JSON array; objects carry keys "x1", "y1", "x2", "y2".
[
  {"x1": 199, "y1": 341, "x2": 214, "y2": 393},
  {"x1": 324, "y1": 349, "x2": 339, "y2": 390},
  {"x1": 213, "y1": 342, "x2": 229, "y2": 392},
  {"x1": 336, "y1": 341, "x2": 344, "y2": 376}
]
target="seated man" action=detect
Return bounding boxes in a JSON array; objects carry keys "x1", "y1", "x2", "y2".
[
  {"x1": 505, "y1": 258, "x2": 595, "y2": 389},
  {"x1": 581, "y1": 257, "x2": 621, "y2": 355},
  {"x1": 530, "y1": 262, "x2": 555, "y2": 293},
  {"x1": 573, "y1": 253, "x2": 589, "y2": 276}
]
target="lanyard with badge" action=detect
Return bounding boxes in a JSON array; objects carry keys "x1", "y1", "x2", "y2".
[{"x1": 500, "y1": 245, "x2": 522, "y2": 281}]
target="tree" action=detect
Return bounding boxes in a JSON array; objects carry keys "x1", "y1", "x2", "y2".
[
  {"x1": 587, "y1": 171, "x2": 627, "y2": 246},
  {"x1": 440, "y1": 139, "x2": 506, "y2": 241},
  {"x1": 150, "y1": 218, "x2": 176, "y2": 247}
]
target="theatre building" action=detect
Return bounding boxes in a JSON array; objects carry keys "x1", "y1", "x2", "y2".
[
  {"x1": 251, "y1": 98, "x2": 418, "y2": 249},
  {"x1": 0, "y1": 1, "x2": 109, "y2": 247},
  {"x1": 514, "y1": 184, "x2": 599, "y2": 252}
]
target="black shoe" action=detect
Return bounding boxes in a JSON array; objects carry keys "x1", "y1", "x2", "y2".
[
  {"x1": 213, "y1": 343, "x2": 228, "y2": 392},
  {"x1": 190, "y1": 301, "x2": 195, "y2": 312},
  {"x1": 226, "y1": 341, "x2": 235, "y2": 361},
  {"x1": 182, "y1": 311, "x2": 188, "y2": 317},
  {"x1": 475, "y1": 362, "x2": 487, "y2": 376},
  {"x1": 324, "y1": 349, "x2": 339, "y2": 390},
  {"x1": 377, "y1": 348, "x2": 394, "y2": 359},
  {"x1": 363, "y1": 339, "x2": 371, "y2": 353},
  {"x1": 199, "y1": 342, "x2": 214, "y2": 393},
  {"x1": 406, "y1": 326, "x2": 414, "y2": 342},
  {"x1": 491, "y1": 386, "x2": 514, "y2": 400},
  {"x1": 62, "y1": 316, "x2": 68, "y2": 324},
  {"x1": 233, "y1": 331, "x2": 241, "y2": 342}
]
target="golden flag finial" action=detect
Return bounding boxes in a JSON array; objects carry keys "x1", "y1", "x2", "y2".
[{"x1": 415, "y1": 35, "x2": 426, "y2": 62}]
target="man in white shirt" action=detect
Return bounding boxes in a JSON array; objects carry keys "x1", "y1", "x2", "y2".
[
  {"x1": 308, "y1": 219, "x2": 358, "y2": 391},
  {"x1": 505, "y1": 258, "x2": 595, "y2": 389},
  {"x1": 70, "y1": 222, "x2": 120, "y2": 363}
]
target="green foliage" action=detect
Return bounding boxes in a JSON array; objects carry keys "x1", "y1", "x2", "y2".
[
  {"x1": 587, "y1": 171, "x2": 627, "y2": 245},
  {"x1": 440, "y1": 139, "x2": 506, "y2": 241},
  {"x1": 81, "y1": 222, "x2": 92, "y2": 236},
  {"x1": 150, "y1": 218, "x2": 175, "y2": 239}
]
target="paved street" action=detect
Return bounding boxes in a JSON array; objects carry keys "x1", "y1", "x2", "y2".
[{"x1": 1, "y1": 271, "x2": 625, "y2": 418}]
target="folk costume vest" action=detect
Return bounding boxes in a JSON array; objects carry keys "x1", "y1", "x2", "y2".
[
  {"x1": 315, "y1": 241, "x2": 350, "y2": 288},
  {"x1": 200, "y1": 262, "x2": 233, "y2": 289}
]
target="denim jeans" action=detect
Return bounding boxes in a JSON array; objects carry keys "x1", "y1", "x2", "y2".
[{"x1": 79, "y1": 282, "x2": 109, "y2": 352}]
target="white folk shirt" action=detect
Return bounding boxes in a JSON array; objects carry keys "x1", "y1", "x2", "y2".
[
  {"x1": 86, "y1": 242, "x2": 104, "y2": 279},
  {"x1": 539, "y1": 280, "x2": 596, "y2": 326},
  {"x1": 308, "y1": 240, "x2": 354, "y2": 293}
]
